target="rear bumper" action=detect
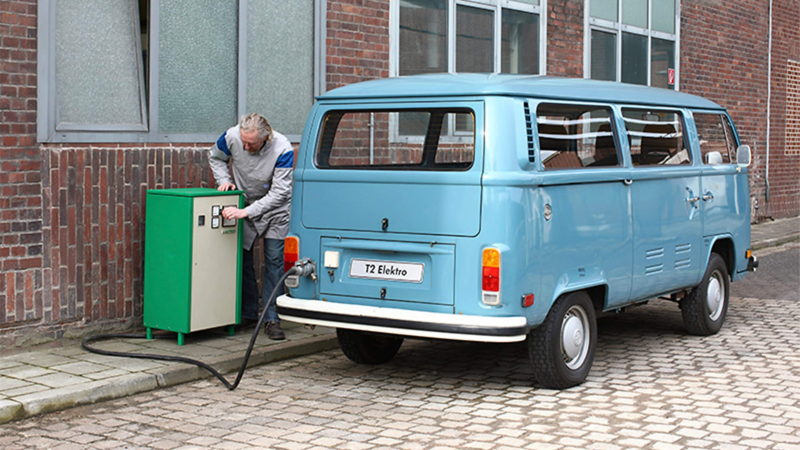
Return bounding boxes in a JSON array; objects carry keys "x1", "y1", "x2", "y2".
[{"x1": 276, "y1": 295, "x2": 529, "y2": 343}]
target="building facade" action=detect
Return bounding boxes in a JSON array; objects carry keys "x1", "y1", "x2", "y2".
[{"x1": 1, "y1": 0, "x2": 797, "y2": 345}]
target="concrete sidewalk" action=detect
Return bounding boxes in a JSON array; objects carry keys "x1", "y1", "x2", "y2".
[
  {"x1": 0, "y1": 216, "x2": 797, "y2": 425},
  {"x1": 750, "y1": 215, "x2": 800, "y2": 250},
  {"x1": 0, "y1": 323, "x2": 338, "y2": 424}
]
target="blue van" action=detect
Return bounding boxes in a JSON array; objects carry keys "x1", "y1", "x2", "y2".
[{"x1": 277, "y1": 74, "x2": 757, "y2": 389}]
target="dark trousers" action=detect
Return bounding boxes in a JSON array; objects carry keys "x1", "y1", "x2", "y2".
[{"x1": 241, "y1": 238, "x2": 284, "y2": 322}]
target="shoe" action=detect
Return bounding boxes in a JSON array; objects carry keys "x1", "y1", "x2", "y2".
[{"x1": 265, "y1": 321, "x2": 285, "y2": 340}]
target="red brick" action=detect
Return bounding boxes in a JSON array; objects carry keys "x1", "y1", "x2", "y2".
[{"x1": 1, "y1": 12, "x2": 18, "y2": 24}]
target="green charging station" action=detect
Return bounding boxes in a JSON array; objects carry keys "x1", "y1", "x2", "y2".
[{"x1": 143, "y1": 188, "x2": 244, "y2": 345}]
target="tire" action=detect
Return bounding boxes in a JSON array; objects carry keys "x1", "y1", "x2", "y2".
[
  {"x1": 336, "y1": 328, "x2": 404, "y2": 365},
  {"x1": 528, "y1": 291, "x2": 597, "y2": 389},
  {"x1": 680, "y1": 253, "x2": 730, "y2": 336}
]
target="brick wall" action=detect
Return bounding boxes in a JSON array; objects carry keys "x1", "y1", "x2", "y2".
[
  {"x1": 681, "y1": 0, "x2": 799, "y2": 221},
  {"x1": 326, "y1": 0, "x2": 390, "y2": 90},
  {"x1": 38, "y1": 146, "x2": 211, "y2": 341},
  {"x1": 547, "y1": 0, "x2": 584, "y2": 77},
  {"x1": 765, "y1": 0, "x2": 800, "y2": 219},
  {"x1": 0, "y1": 0, "x2": 40, "y2": 338},
  {"x1": 1, "y1": 144, "x2": 213, "y2": 347}
]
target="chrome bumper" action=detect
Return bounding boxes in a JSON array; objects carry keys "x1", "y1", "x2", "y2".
[{"x1": 276, "y1": 296, "x2": 529, "y2": 343}]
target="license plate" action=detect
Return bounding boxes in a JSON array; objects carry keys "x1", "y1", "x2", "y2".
[{"x1": 349, "y1": 259, "x2": 424, "y2": 283}]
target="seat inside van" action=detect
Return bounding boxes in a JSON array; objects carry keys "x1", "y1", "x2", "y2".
[
  {"x1": 635, "y1": 123, "x2": 685, "y2": 165},
  {"x1": 590, "y1": 123, "x2": 618, "y2": 167}
]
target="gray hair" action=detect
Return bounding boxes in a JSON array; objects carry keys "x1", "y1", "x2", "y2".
[{"x1": 239, "y1": 113, "x2": 272, "y2": 140}]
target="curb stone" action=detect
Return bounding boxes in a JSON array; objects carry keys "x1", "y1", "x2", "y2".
[
  {"x1": 0, "y1": 399, "x2": 24, "y2": 423},
  {"x1": 752, "y1": 235, "x2": 799, "y2": 250},
  {"x1": 149, "y1": 334, "x2": 340, "y2": 389},
  {"x1": 13, "y1": 373, "x2": 157, "y2": 419}
]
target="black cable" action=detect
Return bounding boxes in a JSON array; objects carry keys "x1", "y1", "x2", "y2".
[{"x1": 82, "y1": 269, "x2": 296, "y2": 391}]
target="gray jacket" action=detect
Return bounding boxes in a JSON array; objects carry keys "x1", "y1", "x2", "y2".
[{"x1": 209, "y1": 125, "x2": 294, "y2": 250}]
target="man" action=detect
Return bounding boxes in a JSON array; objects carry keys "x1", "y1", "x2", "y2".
[{"x1": 209, "y1": 113, "x2": 294, "y2": 340}]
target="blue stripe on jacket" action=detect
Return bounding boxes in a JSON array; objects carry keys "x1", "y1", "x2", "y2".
[
  {"x1": 275, "y1": 150, "x2": 294, "y2": 168},
  {"x1": 216, "y1": 132, "x2": 230, "y2": 156}
]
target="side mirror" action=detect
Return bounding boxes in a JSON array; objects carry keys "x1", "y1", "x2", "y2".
[
  {"x1": 705, "y1": 151, "x2": 723, "y2": 165},
  {"x1": 736, "y1": 145, "x2": 751, "y2": 166}
]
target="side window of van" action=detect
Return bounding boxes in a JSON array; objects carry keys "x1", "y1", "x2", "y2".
[
  {"x1": 536, "y1": 104, "x2": 619, "y2": 170},
  {"x1": 315, "y1": 109, "x2": 475, "y2": 171},
  {"x1": 693, "y1": 113, "x2": 736, "y2": 164},
  {"x1": 622, "y1": 109, "x2": 691, "y2": 166}
]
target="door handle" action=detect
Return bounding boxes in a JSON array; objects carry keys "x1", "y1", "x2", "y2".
[
  {"x1": 702, "y1": 192, "x2": 714, "y2": 201},
  {"x1": 685, "y1": 196, "x2": 700, "y2": 203}
]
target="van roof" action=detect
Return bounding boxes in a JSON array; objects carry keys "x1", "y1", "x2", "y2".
[{"x1": 318, "y1": 73, "x2": 724, "y2": 110}]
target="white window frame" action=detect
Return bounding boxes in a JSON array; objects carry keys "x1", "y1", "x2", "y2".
[
  {"x1": 583, "y1": 0, "x2": 680, "y2": 89},
  {"x1": 38, "y1": 0, "x2": 325, "y2": 144},
  {"x1": 390, "y1": 0, "x2": 547, "y2": 77}
]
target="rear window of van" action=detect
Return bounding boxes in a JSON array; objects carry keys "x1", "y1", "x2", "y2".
[{"x1": 315, "y1": 109, "x2": 475, "y2": 171}]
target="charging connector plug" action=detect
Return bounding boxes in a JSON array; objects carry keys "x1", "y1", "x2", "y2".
[{"x1": 285, "y1": 258, "x2": 317, "y2": 288}]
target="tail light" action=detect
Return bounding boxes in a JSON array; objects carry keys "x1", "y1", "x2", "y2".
[
  {"x1": 482, "y1": 248, "x2": 501, "y2": 305},
  {"x1": 284, "y1": 236, "x2": 299, "y2": 273}
]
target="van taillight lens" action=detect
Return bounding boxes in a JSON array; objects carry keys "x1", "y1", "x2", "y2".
[
  {"x1": 482, "y1": 267, "x2": 500, "y2": 291},
  {"x1": 482, "y1": 248, "x2": 501, "y2": 305},
  {"x1": 284, "y1": 236, "x2": 299, "y2": 273}
]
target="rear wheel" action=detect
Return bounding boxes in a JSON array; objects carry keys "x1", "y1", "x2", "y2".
[
  {"x1": 336, "y1": 328, "x2": 404, "y2": 365},
  {"x1": 528, "y1": 291, "x2": 597, "y2": 389},
  {"x1": 681, "y1": 253, "x2": 729, "y2": 336}
]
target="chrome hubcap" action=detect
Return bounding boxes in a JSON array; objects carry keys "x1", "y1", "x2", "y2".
[
  {"x1": 561, "y1": 305, "x2": 590, "y2": 370},
  {"x1": 706, "y1": 269, "x2": 725, "y2": 321}
]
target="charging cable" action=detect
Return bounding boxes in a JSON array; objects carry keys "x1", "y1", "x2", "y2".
[{"x1": 82, "y1": 259, "x2": 316, "y2": 391}]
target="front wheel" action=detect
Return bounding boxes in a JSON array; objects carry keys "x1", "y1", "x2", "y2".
[
  {"x1": 528, "y1": 291, "x2": 597, "y2": 389},
  {"x1": 680, "y1": 253, "x2": 730, "y2": 336},
  {"x1": 336, "y1": 328, "x2": 404, "y2": 365}
]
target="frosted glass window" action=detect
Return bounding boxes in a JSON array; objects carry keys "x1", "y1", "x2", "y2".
[
  {"x1": 247, "y1": 0, "x2": 314, "y2": 136},
  {"x1": 456, "y1": 6, "x2": 494, "y2": 73},
  {"x1": 55, "y1": 0, "x2": 145, "y2": 129},
  {"x1": 158, "y1": 0, "x2": 238, "y2": 133},
  {"x1": 591, "y1": 30, "x2": 617, "y2": 81},
  {"x1": 650, "y1": 38, "x2": 675, "y2": 89},
  {"x1": 501, "y1": 9, "x2": 539, "y2": 74},
  {"x1": 621, "y1": 0, "x2": 647, "y2": 28},
  {"x1": 621, "y1": 32, "x2": 647, "y2": 85},
  {"x1": 652, "y1": 0, "x2": 676, "y2": 34},
  {"x1": 399, "y1": 0, "x2": 448, "y2": 76},
  {"x1": 591, "y1": 0, "x2": 618, "y2": 22}
]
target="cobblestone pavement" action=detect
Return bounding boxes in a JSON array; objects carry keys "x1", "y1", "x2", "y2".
[{"x1": 2, "y1": 296, "x2": 799, "y2": 450}]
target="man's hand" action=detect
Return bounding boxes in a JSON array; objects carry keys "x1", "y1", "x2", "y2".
[
  {"x1": 218, "y1": 182, "x2": 236, "y2": 192},
  {"x1": 222, "y1": 206, "x2": 248, "y2": 220}
]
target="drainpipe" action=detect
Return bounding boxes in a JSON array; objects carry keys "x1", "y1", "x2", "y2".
[{"x1": 765, "y1": 0, "x2": 772, "y2": 203}]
